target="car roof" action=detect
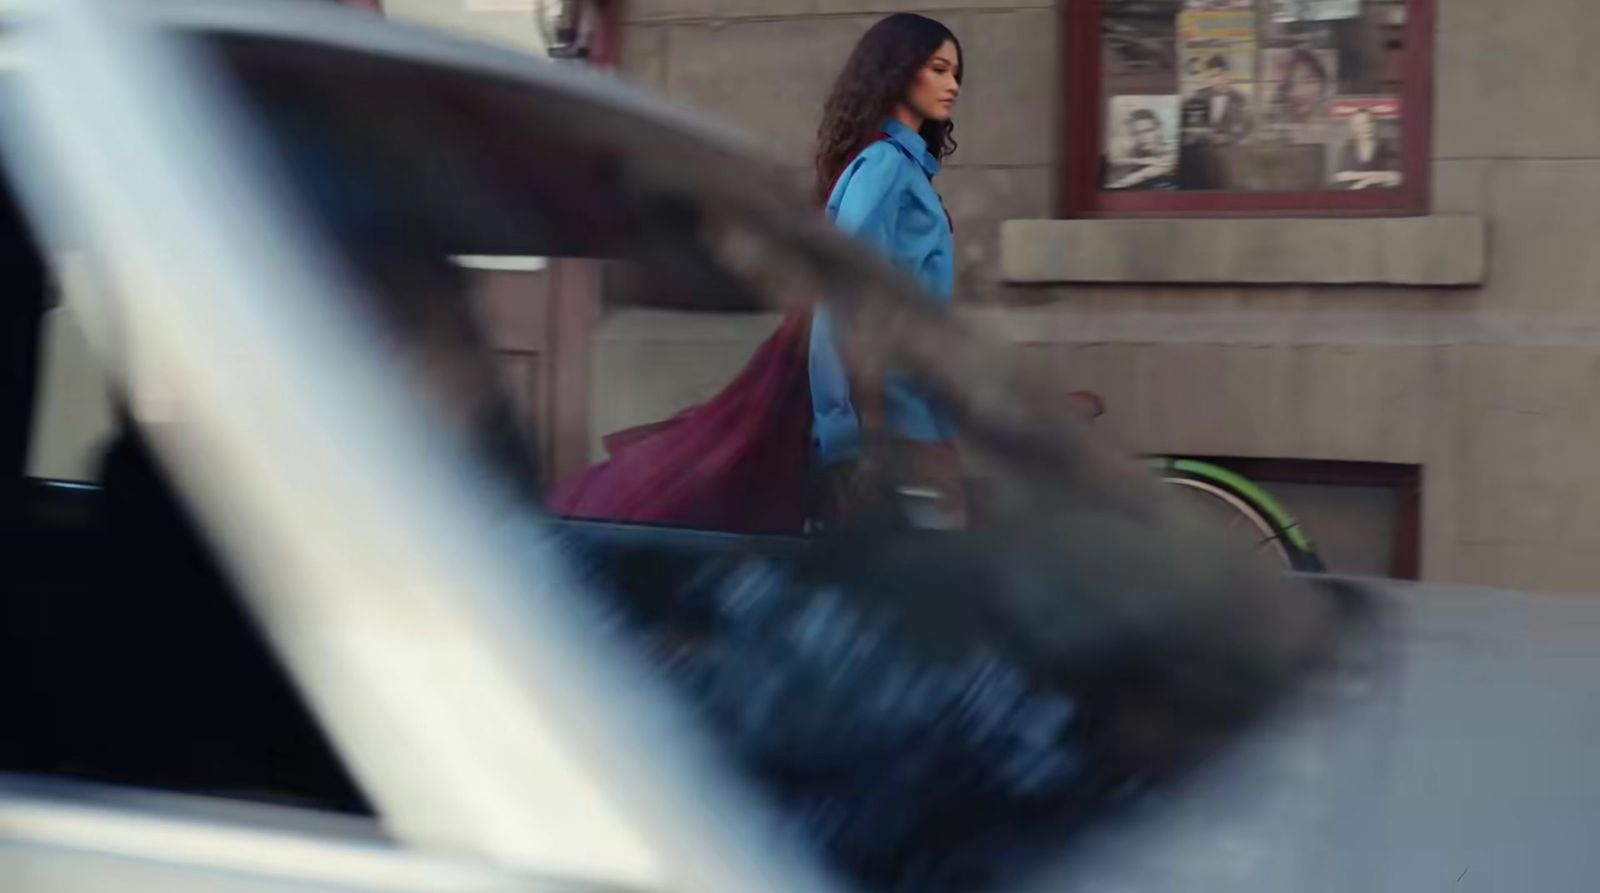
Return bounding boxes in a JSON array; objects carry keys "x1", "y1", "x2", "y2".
[{"x1": 153, "y1": 0, "x2": 767, "y2": 173}]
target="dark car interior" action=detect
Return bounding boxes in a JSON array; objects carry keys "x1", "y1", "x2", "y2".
[{"x1": 0, "y1": 175, "x2": 369, "y2": 812}]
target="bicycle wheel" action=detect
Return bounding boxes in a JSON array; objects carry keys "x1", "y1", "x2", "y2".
[{"x1": 1150, "y1": 458, "x2": 1325, "y2": 573}]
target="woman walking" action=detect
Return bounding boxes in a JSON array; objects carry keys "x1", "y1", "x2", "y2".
[
  {"x1": 810, "y1": 12, "x2": 965, "y2": 528},
  {"x1": 549, "y1": 13, "x2": 967, "y2": 532}
]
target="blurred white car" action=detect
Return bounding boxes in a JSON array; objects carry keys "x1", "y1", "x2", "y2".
[{"x1": 2, "y1": 3, "x2": 1598, "y2": 893}]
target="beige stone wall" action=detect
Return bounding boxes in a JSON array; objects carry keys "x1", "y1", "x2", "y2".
[
  {"x1": 611, "y1": 0, "x2": 1600, "y2": 593},
  {"x1": 619, "y1": 0, "x2": 1057, "y2": 303},
  {"x1": 380, "y1": 0, "x2": 550, "y2": 55},
  {"x1": 28, "y1": 304, "x2": 115, "y2": 481}
]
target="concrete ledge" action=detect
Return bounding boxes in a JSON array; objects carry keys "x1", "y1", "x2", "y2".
[{"x1": 1001, "y1": 216, "x2": 1487, "y2": 287}]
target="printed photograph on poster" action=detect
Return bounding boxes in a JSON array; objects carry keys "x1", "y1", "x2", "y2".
[
  {"x1": 1178, "y1": 13, "x2": 1256, "y2": 148},
  {"x1": 1271, "y1": 0, "x2": 1362, "y2": 23},
  {"x1": 1103, "y1": 95, "x2": 1180, "y2": 190},
  {"x1": 1104, "y1": 13, "x2": 1178, "y2": 94},
  {"x1": 1262, "y1": 48, "x2": 1338, "y2": 140},
  {"x1": 1179, "y1": 64, "x2": 1254, "y2": 143},
  {"x1": 1328, "y1": 97, "x2": 1402, "y2": 189},
  {"x1": 1179, "y1": 11, "x2": 1257, "y2": 92},
  {"x1": 1177, "y1": 66, "x2": 1255, "y2": 189}
]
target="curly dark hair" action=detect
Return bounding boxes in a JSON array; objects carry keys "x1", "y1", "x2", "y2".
[{"x1": 814, "y1": 13, "x2": 962, "y2": 206}]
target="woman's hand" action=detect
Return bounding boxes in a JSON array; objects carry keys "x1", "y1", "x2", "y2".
[
  {"x1": 814, "y1": 436, "x2": 899, "y2": 527},
  {"x1": 819, "y1": 437, "x2": 967, "y2": 530}
]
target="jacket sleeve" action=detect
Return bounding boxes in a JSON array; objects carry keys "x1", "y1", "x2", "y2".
[{"x1": 829, "y1": 143, "x2": 905, "y2": 251}]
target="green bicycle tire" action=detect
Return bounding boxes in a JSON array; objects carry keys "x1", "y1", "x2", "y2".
[{"x1": 1148, "y1": 458, "x2": 1326, "y2": 574}]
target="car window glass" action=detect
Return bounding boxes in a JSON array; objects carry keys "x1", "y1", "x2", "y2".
[
  {"x1": 1, "y1": 198, "x2": 368, "y2": 817},
  {"x1": 212, "y1": 33, "x2": 1350, "y2": 893},
  {"x1": 25, "y1": 258, "x2": 116, "y2": 483}
]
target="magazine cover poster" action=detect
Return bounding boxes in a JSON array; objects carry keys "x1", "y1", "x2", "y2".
[
  {"x1": 1178, "y1": 10, "x2": 1258, "y2": 93},
  {"x1": 1261, "y1": 47, "x2": 1338, "y2": 141},
  {"x1": 1104, "y1": 95, "x2": 1181, "y2": 190},
  {"x1": 1327, "y1": 96, "x2": 1402, "y2": 189}
]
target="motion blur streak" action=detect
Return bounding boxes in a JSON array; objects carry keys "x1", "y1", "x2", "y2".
[{"x1": 0, "y1": 5, "x2": 822, "y2": 893}]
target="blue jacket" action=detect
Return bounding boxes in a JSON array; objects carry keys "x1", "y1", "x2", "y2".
[{"x1": 810, "y1": 118, "x2": 957, "y2": 464}]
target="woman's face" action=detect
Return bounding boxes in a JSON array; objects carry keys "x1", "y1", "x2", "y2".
[
  {"x1": 904, "y1": 40, "x2": 961, "y2": 123},
  {"x1": 1286, "y1": 60, "x2": 1326, "y2": 113}
]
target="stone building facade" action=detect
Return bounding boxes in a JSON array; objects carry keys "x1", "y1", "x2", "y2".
[
  {"x1": 29, "y1": 1, "x2": 1595, "y2": 593},
  {"x1": 602, "y1": 0, "x2": 1600, "y2": 594}
]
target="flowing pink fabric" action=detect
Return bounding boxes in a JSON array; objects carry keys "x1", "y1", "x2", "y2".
[
  {"x1": 547, "y1": 137, "x2": 897, "y2": 533},
  {"x1": 546, "y1": 312, "x2": 815, "y2": 533}
]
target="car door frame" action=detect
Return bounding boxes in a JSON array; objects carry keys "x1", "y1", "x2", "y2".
[{"x1": 0, "y1": 4, "x2": 838, "y2": 893}]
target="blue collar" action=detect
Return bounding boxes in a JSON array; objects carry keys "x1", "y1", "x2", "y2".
[{"x1": 881, "y1": 118, "x2": 940, "y2": 177}]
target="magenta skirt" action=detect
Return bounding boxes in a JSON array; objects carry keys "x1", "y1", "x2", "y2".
[{"x1": 547, "y1": 313, "x2": 815, "y2": 534}]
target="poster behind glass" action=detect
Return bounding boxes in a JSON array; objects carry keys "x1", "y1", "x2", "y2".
[{"x1": 1102, "y1": 0, "x2": 1406, "y2": 193}]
